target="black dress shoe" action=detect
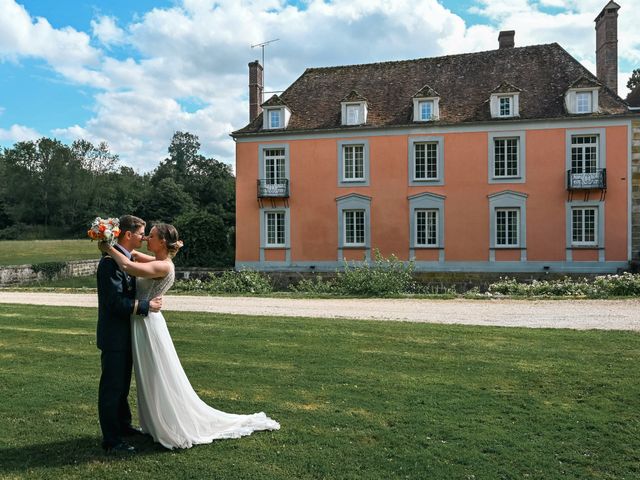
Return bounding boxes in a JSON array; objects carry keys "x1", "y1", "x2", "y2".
[
  {"x1": 121, "y1": 425, "x2": 144, "y2": 437},
  {"x1": 103, "y1": 442, "x2": 136, "y2": 455}
]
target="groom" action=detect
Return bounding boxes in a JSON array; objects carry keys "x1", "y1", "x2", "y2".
[{"x1": 96, "y1": 214, "x2": 162, "y2": 454}]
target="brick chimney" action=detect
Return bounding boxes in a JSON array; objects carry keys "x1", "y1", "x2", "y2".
[
  {"x1": 595, "y1": 1, "x2": 620, "y2": 94},
  {"x1": 498, "y1": 30, "x2": 515, "y2": 49},
  {"x1": 248, "y1": 60, "x2": 263, "y2": 121}
]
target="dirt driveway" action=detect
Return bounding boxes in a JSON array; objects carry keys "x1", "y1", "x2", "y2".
[{"x1": 0, "y1": 292, "x2": 638, "y2": 331}]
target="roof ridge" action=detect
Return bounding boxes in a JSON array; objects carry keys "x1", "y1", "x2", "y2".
[{"x1": 304, "y1": 43, "x2": 561, "y2": 72}]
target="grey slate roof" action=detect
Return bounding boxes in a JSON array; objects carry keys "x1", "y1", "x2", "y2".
[{"x1": 233, "y1": 43, "x2": 629, "y2": 136}]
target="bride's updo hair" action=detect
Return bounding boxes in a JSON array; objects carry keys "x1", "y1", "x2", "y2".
[{"x1": 154, "y1": 223, "x2": 183, "y2": 258}]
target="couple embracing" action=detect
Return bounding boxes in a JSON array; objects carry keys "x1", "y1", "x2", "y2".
[{"x1": 96, "y1": 215, "x2": 279, "y2": 453}]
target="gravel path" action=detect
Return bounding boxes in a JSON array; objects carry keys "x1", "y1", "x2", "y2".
[{"x1": 0, "y1": 291, "x2": 638, "y2": 331}]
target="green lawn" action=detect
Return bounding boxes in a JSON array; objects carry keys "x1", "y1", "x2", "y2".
[
  {"x1": 0, "y1": 240, "x2": 100, "y2": 266},
  {"x1": 0, "y1": 304, "x2": 639, "y2": 479}
]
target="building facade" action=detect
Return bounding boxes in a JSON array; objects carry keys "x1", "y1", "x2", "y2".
[{"x1": 232, "y1": 2, "x2": 638, "y2": 273}]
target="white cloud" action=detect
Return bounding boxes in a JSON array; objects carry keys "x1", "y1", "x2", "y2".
[
  {"x1": 0, "y1": 124, "x2": 41, "y2": 142},
  {"x1": 3, "y1": 0, "x2": 639, "y2": 171},
  {"x1": 91, "y1": 15, "x2": 126, "y2": 46}
]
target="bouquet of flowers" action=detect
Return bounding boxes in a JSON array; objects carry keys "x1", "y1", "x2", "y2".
[{"x1": 88, "y1": 217, "x2": 120, "y2": 246}]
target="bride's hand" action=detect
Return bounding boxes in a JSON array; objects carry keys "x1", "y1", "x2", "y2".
[
  {"x1": 149, "y1": 296, "x2": 162, "y2": 312},
  {"x1": 98, "y1": 241, "x2": 111, "y2": 254}
]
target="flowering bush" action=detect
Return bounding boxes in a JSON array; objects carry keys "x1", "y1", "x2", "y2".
[
  {"x1": 488, "y1": 273, "x2": 640, "y2": 298},
  {"x1": 87, "y1": 217, "x2": 120, "y2": 246}
]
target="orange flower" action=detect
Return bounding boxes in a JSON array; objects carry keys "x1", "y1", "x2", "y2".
[{"x1": 99, "y1": 224, "x2": 106, "y2": 232}]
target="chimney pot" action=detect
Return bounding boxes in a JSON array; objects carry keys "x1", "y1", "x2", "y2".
[
  {"x1": 248, "y1": 60, "x2": 263, "y2": 122},
  {"x1": 498, "y1": 30, "x2": 515, "y2": 49},
  {"x1": 594, "y1": 1, "x2": 620, "y2": 94}
]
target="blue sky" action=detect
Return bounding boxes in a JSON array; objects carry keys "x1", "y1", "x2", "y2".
[{"x1": 0, "y1": 0, "x2": 638, "y2": 171}]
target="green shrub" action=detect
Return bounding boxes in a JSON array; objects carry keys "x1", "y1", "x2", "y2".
[
  {"x1": 292, "y1": 250, "x2": 417, "y2": 297},
  {"x1": 31, "y1": 261, "x2": 67, "y2": 280},
  {"x1": 173, "y1": 211, "x2": 233, "y2": 267},
  {"x1": 174, "y1": 269, "x2": 273, "y2": 294}
]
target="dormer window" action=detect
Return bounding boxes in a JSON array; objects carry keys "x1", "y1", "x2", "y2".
[
  {"x1": 412, "y1": 85, "x2": 440, "y2": 122},
  {"x1": 490, "y1": 82, "x2": 521, "y2": 119},
  {"x1": 491, "y1": 93, "x2": 519, "y2": 118},
  {"x1": 340, "y1": 91, "x2": 368, "y2": 126},
  {"x1": 565, "y1": 77, "x2": 599, "y2": 115},
  {"x1": 261, "y1": 95, "x2": 291, "y2": 130}
]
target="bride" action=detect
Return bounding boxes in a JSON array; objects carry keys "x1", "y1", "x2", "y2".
[{"x1": 100, "y1": 223, "x2": 280, "y2": 449}]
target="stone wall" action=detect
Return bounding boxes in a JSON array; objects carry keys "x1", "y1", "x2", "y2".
[{"x1": 0, "y1": 259, "x2": 99, "y2": 287}]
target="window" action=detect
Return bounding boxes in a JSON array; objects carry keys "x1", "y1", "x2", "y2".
[
  {"x1": 576, "y1": 92, "x2": 592, "y2": 114},
  {"x1": 344, "y1": 210, "x2": 365, "y2": 246},
  {"x1": 268, "y1": 110, "x2": 282, "y2": 129},
  {"x1": 415, "y1": 209, "x2": 438, "y2": 246},
  {"x1": 265, "y1": 211, "x2": 286, "y2": 246},
  {"x1": 343, "y1": 145, "x2": 364, "y2": 181},
  {"x1": 571, "y1": 135, "x2": 598, "y2": 174},
  {"x1": 572, "y1": 207, "x2": 597, "y2": 246},
  {"x1": 264, "y1": 148, "x2": 286, "y2": 184},
  {"x1": 419, "y1": 100, "x2": 434, "y2": 121},
  {"x1": 495, "y1": 208, "x2": 520, "y2": 246},
  {"x1": 346, "y1": 104, "x2": 362, "y2": 125},
  {"x1": 408, "y1": 136, "x2": 444, "y2": 185},
  {"x1": 499, "y1": 96, "x2": 512, "y2": 117},
  {"x1": 565, "y1": 88, "x2": 598, "y2": 114},
  {"x1": 338, "y1": 140, "x2": 369, "y2": 186},
  {"x1": 490, "y1": 93, "x2": 519, "y2": 118},
  {"x1": 488, "y1": 132, "x2": 525, "y2": 183},
  {"x1": 493, "y1": 138, "x2": 519, "y2": 177},
  {"x1": 414, "y1": 142, "x2": 438, "y2": 180}
]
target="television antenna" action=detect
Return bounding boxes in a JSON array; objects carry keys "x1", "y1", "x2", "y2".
[{"x1": 251, "y1": 38, "x2": 280, "y2": 103}]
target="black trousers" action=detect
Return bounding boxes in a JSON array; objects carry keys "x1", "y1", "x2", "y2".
[{"x1": 98, "y1": 349, "x2": 133, "y2": 448}]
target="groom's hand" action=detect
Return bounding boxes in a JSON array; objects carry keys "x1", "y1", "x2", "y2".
[{"x1": 149, "y1": 296, "x2": 162, "y2": 312}]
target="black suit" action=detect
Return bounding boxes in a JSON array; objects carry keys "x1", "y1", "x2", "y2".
[{"x1": 96, "y1": 245, "x2": 149, "y2": 448}]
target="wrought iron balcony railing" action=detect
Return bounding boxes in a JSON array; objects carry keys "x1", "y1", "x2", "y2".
[
  {"x1": 567, "y1": 169, "x2": 606, "y2": 190},
  {"x1": 257, "y1": 179, "x2": 289, "y2": 198}
]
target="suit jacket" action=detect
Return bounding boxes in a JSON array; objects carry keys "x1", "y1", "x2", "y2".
[{"x1": 96, "y1": 244, "x2": 149, "y2": 351}]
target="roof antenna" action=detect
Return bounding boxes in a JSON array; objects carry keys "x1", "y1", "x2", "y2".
[{"x1": 251, "y1": 38, "x2": 280, "y2": 103}]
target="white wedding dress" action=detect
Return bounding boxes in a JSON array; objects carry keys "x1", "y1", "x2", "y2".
[{"x1": 131, "y1": 264, "x2": 280, "y2": 449}]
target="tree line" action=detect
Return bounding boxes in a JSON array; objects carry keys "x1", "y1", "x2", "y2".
[{"x1": 0, "y1": 132, "x2": 235, "y2": 267}]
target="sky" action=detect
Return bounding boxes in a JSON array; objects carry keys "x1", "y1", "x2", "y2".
[{"x1": 0, "y1": 0, "x2": 638, "y2": 172}]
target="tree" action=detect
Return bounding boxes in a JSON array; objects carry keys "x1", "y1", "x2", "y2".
[
  {"x1": 627, "y1": 68, "x2": 640, "y2": 91},
  {"x1": 138, "y1": 177, "x2": 196, "y2": 224},
  {"x1": 173, "y1": 210, "x2": 233, "y2": 267}
]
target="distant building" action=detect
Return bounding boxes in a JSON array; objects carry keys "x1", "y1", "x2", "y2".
[{"x1": 232, "y1": 1, "x2": 640, "y2": 273}]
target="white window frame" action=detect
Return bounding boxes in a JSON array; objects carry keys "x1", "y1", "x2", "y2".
[
  {"x1": 415, "y1": 209, "x2": 438, "y2": 247},
  {"x1": 341, "y1": 101, "x2": 367, "y2": 126},
  {"x1": 262, "y1": 106, "x2": 291, "y2": 130},
  {"x1": 342, "y1": 144, "x2": 365, "y2": 182},
  {"x1": 264, "y1": 148, "x2": 286, "y2": 184},
  {"x1": 490, "y1": 93, "x2": 519, "y2": 118},
  {"x1": 337, "y1": 194, "x2": 371, "y2": 260},
  {"x1": 265, "y1": 211, "x2": 286, "y2": 247},
  {"x1": 343, "y1": 210, "x2": 366, "y2": 247},
  {"x1": 495, "y1": 208, "x2": 520, "y2": 247},
  {"x1": 338, "y1": 139, "x2": 369, "y2": 187},
  {"x1": 570, "y1": 135, "x2": 599, "y2": 174},
  {"x1": 565, "y1": 88, "x2": 599, "y2": 114},
  {"x1": 493, "y1": 137, "x2": 520, "y2": 178},
  {"x1": 412, "y1": 96, "x2": 440, "y2": 122},
  {"x1": 408, "y1": 136, "x2": 444, "y2": 186},
  {"x1": 488, "y1": 131, "x2": 525, "y2": 184},
  {"x1": 571, "y1": 207, "x2": 598, "y2": 247},
  {"x1": 408, "y1": 192, "x2": 445, "y2": 261}
]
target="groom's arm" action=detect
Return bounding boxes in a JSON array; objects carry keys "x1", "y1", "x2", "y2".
[{"x1": 98, "y1": 258, "x2": 150, "y2": 316}]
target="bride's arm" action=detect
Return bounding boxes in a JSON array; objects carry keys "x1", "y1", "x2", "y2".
[
  {"x1": 131, "y1": 250, "x2": 156, "y2": 263},
  {"x1": 99, "y1": 243, "x2": 171, "y2": 278}
]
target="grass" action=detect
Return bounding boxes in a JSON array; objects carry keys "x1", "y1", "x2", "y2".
[
  {"x1": 0, "y1": 240, "x2": 100, "y2": 266},
  {"x1": 0, "y1": 305, "x2": 639, "y2": 479}
]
